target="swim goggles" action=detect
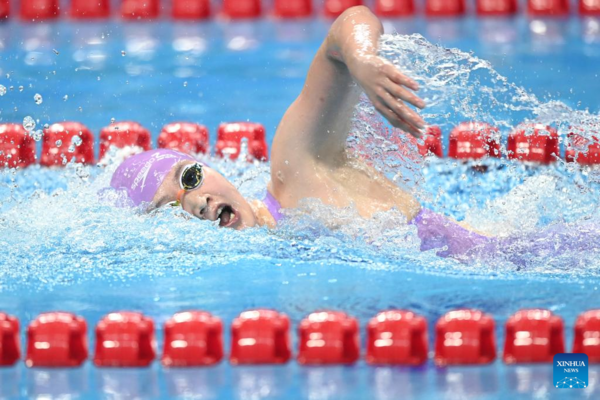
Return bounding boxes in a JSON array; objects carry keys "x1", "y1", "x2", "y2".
[{"x1": 170, "y1": 162, "x2": 205, "y2": 207}]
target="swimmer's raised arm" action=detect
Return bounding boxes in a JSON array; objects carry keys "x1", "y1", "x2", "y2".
[
  {"x1": 325, "y1": 7, "x2": 426, "y2": 138},
  {"x1": 270, "y1": 6, "x2": 426, "y2": 205}
]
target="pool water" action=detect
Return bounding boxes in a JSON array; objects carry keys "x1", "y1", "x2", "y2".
[{"x1": 1, "y1": 15, "x2": 600, "y2": 399}]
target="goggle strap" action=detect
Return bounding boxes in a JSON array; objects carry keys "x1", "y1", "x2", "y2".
[{"x1": 177, "y1": 189, "x2": 186, "y2": 206}]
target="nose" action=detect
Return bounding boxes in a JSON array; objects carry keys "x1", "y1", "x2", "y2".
[
  {"x1": 180, "y1": 189, "x2": 211, "y2": 220},
  {"x1": 194, "y1": 193, "x2": 211, "y2": 220}
]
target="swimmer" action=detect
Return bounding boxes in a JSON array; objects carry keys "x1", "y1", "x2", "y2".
[{"x1": 111, "y1": 6, "x2": 491, "y2": 258}]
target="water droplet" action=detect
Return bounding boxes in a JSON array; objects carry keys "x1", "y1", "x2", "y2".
[
  {"x1": 53, "y1": 49, "x2": 59, "y2": 55},
  {"x1": 76, "y1": 164, "x2": 90, "y2": 180},
  {"x1": 97, "y1": 76, "x2": 101, "y2": 81},
  {"x1": 71, "y1": 136, "x2": 82, "y2": 147},
  {"x1": 23, "y1": 116, "x2": 36, "y2": 132},
  {"x1": 61, "y1": 154, "x2": 68, "y2": 165},
  {"x1": 121, "y1": 50, "x2": 126, "y2": 56},
  {"x1": 63, "y1": 95, "x2": 68, "y2": 101},
  {"x1": 43, "y1": 123, "x2": 49, "y2": 129},
  {"x1": 18, "y1": 86, "x2": 23, "y2": 92},
  {"x1": 30, "y1": 130, "x2": 43, "y2": 142},
  {"x1": 183, "y1": 81, "x2": 188, "y2": 87},
  {"x1": 110, "y1": 117, "x2": 115, "y2": 124},
  {"x1": 34, "y1": 93, "x2": 43, "y2": 105},
  {"x1": 78, "y1": 106, "x2": 82, "y2": 112},
  {"x1": 68, "y1": 144, "x2": 75, "y2": 153},
  {"x1": 55, "y1": 140, "x2": 62, "y2": 147},
  {"x1": 5, "y1": 73, "x2": 9, "y2": 78},
  {"x1": 0, "y1": 85, "x2": 5, "y2": 96}
]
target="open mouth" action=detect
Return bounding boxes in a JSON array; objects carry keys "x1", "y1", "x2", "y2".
[{"x1": 216, "y1": 204, "x2": 238, "y2": 228}]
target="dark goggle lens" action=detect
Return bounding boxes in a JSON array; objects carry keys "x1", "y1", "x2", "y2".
[{"x1": 181, "y1": 164, "x2": 204, "y2": 190}]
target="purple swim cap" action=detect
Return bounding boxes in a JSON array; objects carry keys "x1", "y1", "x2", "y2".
[{"x1": 110, "y1": 149, "x2": 195, "y2": 206}]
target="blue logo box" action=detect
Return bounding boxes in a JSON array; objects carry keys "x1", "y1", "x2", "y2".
[{"x1": 553, "y1": 353, "x2": 589, "y2": 389}]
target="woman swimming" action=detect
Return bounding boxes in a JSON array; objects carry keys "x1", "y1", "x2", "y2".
[{"x1": 110, "y1": 6, "x2": 497, "y2": 259}]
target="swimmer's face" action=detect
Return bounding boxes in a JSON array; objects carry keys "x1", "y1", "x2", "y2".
[{"x1": 153, "y1": 161, "x2": 257, "y2": 230}]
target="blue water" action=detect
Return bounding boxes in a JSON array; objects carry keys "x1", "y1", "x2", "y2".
[{"x1": 2, "y1": 15, "x2": 600, "y2": 399}]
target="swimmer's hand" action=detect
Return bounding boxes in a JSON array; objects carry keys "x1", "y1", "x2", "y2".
[
  {"x1": 324, "y1": 6, "x2": 425, "y2": 138},
  {"x1": 348, "y1": 56, "x2": 426, "y2": 138}
]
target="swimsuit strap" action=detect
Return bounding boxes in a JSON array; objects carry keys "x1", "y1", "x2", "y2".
[{"x1": 263, "y1": 190, "x2": 284, "y2": 224}]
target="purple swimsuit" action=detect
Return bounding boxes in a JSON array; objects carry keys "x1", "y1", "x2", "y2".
[
  {"x1": 263, "y1": 191, "x2": 285, "y2": 223},
  {"x1": 262, "y1": 191, "x2": 491, "y2": 258},
  {"x1": 409, "y1": 208, "x2": 490, "y2": 257}
]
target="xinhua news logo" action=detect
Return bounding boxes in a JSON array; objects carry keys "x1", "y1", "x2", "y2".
[{"x1": 553, "y1": 353, "x2": 588, "y2": 389}]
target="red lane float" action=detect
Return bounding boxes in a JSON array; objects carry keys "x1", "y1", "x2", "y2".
[
  {"x1": 503, "y1": 309, "x2": 565, "y2": 364},
  {"x1": 216, "y1": 122, "x2": 268, "y2": 161},
  {"x1": 0, "y1": 0, "x2": 9, "y2": 19},
  {"x1": 0, "y1": 124, "x2": 36, "y2": 169},
  {"x1": 324, "y1": 0, "x2": 363, "y2": 18},
  {"x1": 70, "y1": 0, "x2": 110, "y2": 18},
  {"x1": 435, "y1": 309, "x2": 496, "y2": 366},
  {"x1": 99, "y1": 121, "x2": 152, "y2": 160},
  {"x1": 0, "y1": 313, "x2": 20, "y2": 366},
  {"x1": 418, "y1": 126, "x2": 443, "y2": 157},
  {"x1": 121, "y1": 0, "x2": 160, "y2": 19},
  {"x1": 230, "y1": 309, "x2": 291, "y2": 365},
  {"x1": 162, "y1": 311, "x2": 223, "y2": 367},
  {"x1": 173, "y1": 0, "x2": 210, "y2": 19},
  {"x1": 20, "y1": 0, "x2": 59, "y2": 20},
  {"x1": 222, "y1": 0, "x2": 261, "y2": 18},
  {"x1": 366, "y1": 310, "x2": 427, "y2": 365},
  {"x1": 274, "y1": 0, "x2": 312, "y2": 18},
  {"x1": 298, "y1": 311, "x2": 359, "y2": 365},
  {"x1": 477, "y1": 0, "x2": 518, "y2": 15},
  {"x1": 158, "y1": 123, "x2": 209, "y2": 155},
  {"x1": 26, "y1": 312, "x2": 87, "y2": 368},
  {"x1": 426, "y1": 0, "x2": 466, "y2": 16},
  {"x1": 448, "y1": 122, "x2": 501, "y2": 160},
  {"x1": 527, "y1": 0, "x2": 569, "y2": 16},
  {"x1": 581, "y1": 0, "x2": 600, "y2": 15},
  {"x1": 566, "y1": 129, "x2": 600, "y2": 165},
  {"x1": 374, "y1": 0, "x2": 414, "y2": 17},
  {"x1": 41, "y1": 122, "x2": 95, "y2": 166},
  {"x1": 507, "y1": 124, "x2": 559, "y2": 164},
  {"x1": 573, "y1": 310, "x2": 600, "y2": 363},
  {"x1": 94, "y1": 312, "x2": 156, "y2": 367}
]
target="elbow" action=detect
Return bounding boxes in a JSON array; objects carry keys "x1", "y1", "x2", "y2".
[
  {"x1": 326, "y1": 6, "x2": 383, "y2": 59},
  {"x1": 336, "y1": 6, "x2": 384, "y2": 35},
  {"x1": 342, "y1": 5, "x2": 371, "y2": 14}
]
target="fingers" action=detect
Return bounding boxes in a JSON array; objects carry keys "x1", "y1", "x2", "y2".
[
  {"x1": 385, "y1": 65, "x2": 420, "y2": 92},
  {"x1": 385, "y1": 79, "x2": 426, "y2": 109},
  {"x1": 380, "y1": 91, "x2": 425, "y2": 130},
  {"x1": 365, "y1": 62, "x2": 426, "y2": 139},
  {"x1": 395, "y1": 120, "x2": 422, "y2": 139},
  {"x1": 373, "y1": 100, "x2": 422, "y2": 138}
]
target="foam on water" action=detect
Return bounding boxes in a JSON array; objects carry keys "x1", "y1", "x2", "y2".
[{"x1": 2, "y1": 33, "x2": 600, "y2": 290}]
